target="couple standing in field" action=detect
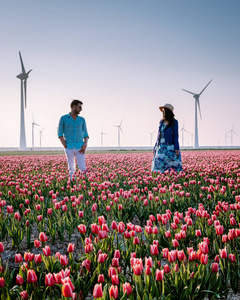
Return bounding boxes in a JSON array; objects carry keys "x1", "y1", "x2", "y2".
[{"x1": 57, "y1": 100, "x2": 182, "y2": 180}]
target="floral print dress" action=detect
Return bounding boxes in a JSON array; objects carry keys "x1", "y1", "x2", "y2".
[{"x1": 151, "y1": 122, "x2": 182, "y2": 173}]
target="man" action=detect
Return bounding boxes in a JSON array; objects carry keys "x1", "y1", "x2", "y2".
[{"x1": 58, "y1": 99, "x2": 89, "y2": 180}]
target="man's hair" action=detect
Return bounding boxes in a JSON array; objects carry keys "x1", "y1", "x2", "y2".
[{"x1": 70, "y1": 99, "x2": 83, "y2": 108}]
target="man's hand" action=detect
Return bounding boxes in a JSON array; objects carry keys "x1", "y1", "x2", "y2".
[
  {"x1": 79, "y1": 144, "x2": 87, "y2": 154},
  {"x1": 175, "y1": 150, "x2": 179, "y2": 156}
]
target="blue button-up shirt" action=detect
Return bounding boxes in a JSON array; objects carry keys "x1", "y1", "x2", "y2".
[{"x1": 57, "y1": 113, "x2": 89, "y2": 149}]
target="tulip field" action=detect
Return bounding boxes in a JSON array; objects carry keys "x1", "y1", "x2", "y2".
[{"x1": 1, "y1": 150, "x2": 240, "y2": 299}]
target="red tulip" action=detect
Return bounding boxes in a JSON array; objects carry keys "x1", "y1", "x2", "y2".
[
  {"x1": 164, "y1": 264, "x2": 170, "y2": 273},
  {"x1": 177, "y1": 250, "x2": 185, "y2": 261},
  {"x1": 15, "y1": 253, "x2": 22, "y2": 263},
  {"x1": 34, "y1": 254, "x2": 42, "y2": 264},
  {"x1": 172, "y1": 239, "x2": 179, "y2": 248},
  {"x1": 111, "y1": 274, "x2": 119, "y2": 285},
  {"x1": 114, "y1": 250, "x2": 121, "y2": 259},
  {"x1": 229, "y1": 253, "x2": 236, "y2": 263},
  {"x1": 188, "y1": 251, "x2": 197, "y2": 261},
  {"x1": 145, "y1": 257, "x2": 153, "y2": 268},
  {"x1": 200, "y1": 254, "x2": 208, "y2": 265},
  {"x1": 109, "y1": 285, "x2": 119, "y2": 299},
  {"x1": 150, "y1": 244, "x2": 159, "y2": 256},
  {"x1": 199, "y1": 242, "x2": 209, "y2": 254},
  {"x1": 111, "y1": 220, "x2": 118, "y2": 230},
  {"x1": 162, "y1": 248, "x2": 169, "y2": 259},
  {"x1": 93, "y1": 283, "x2": 103, "y2": 298},
  {"x1": 39, "y1": 232, "x2": 48, "y2": 242},
  {"x1": 165, "y1": 230, "x2": 171, "y2": 238},
  {"x1": 34, "y1": 239, "x2": 41, "y2": 248},
  {"x1": 42, "y1": 246, "x2": 51, "y2": 256},
  {"x1": 78, "y1": 224, "x2": 86, "y2": 234},
  {"x1": 98, "y1": 274, "x2": 104, "y2": 283},
  {"x1": 0, "y1": 277, "x2": 5, "y2": 288},
  {"x1": 156, "y1": 269, "x2": 164, "y2": 281},
  {"x1": 20, "y1": 291, "x2": 28, "y2": 299},
  {"x1": 60, "y1": 255, "x2": 69, "y2": 266},
  {"x1": 62, "y1": 283, "x2": 73, "y2": 297},
  {"x1": 168, "y1": 250, "x2": 177, "y2": 263},
  {"x1": 24, "y1": 252, "x2": 34, "y2": 262},
  {"x1": 219, "y1": 248, "x2": 227, "y2": 259},
  {"x1": 211, "y1": 263, "x2": 218, "y2": 273},
  {"x1": 215, "y1": 225, "x2": 224, "y2": 235},
  {"x1": 45, "y1": 273, "x2": 55, "y2": 286},
  {"x1": 16, "y1": 274, "x2": 24, "y2": 285},
  {"x1": 0, "y1": 243, "x2": 4, "y2": 253},
  {"x1": 91, "y1": 223, "x2": 99, "y2": 234},
  {"x1": 195, "y1": 229, "x2": 201, "y2": 237},
  {"x1": 67, "y1": 243, "x2": 75, "y2": 252},
  {"x1": 27, "y1": 269, "x2": 38, "y2": 283},
  {"x1": 123, "y1": 282, "x2": 132, "y2": 295}
]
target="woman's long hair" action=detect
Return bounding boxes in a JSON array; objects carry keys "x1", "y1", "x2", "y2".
[{"x1": 164, "y1": 108, "x2": 175, "y2": 126}]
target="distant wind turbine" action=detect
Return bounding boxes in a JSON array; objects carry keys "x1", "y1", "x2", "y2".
[
  {"x1": 115, "y1": 118, "x2": 124, "y2": 147},
  {"x1": 39, "y1": 127, "x2": 45, "y2": 147},
  {"x1": 227, "y1": 124, "x2": 238, "y2": 146},
  {"x1": 148, "y1": 130, "x2": 155, "y2": 147},
  {"x1": 32, "y1": 114, "x2": 40, "y2": 148},
  {"x1": 182, "y1": 79, "x2": 212, "y2": 148},
  {"x1": 179, "y1": 122, "x2": 189, "y2": 147},
  {"x1": 101, "y1": 128, "x2": 107, "y2": 147},
  {"x1": 17, "y1": 51, "x2": 32, "y2": 150}
]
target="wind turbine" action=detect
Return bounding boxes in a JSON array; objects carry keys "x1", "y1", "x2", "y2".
[
  {"x1": 148, "y1": 130, "x2": 155, "y2": 147},
  {"x1": 39, "y1": 127, "x2": 45, "y2": 147},
  {"x1": 32, "y1": 114, "x2": 40, "y2": 148},
  {"x1": 227, "y1": 124, "x2": 238, "y2": 147},
  {"x1": 179, "y1": 122, "x2": 189, "y2": 147},
  {"x1": 182, "y1": 79, "x2": 212, "y2": 148},
  {"x1": 115, "y1": 118, "x2": 124, "y2": 147},
  {"x1": 101, "y1": 128, "x2": 107, "y2": 147},
  {"x1": 17, "y1": 51, "x2": 32, "y2": 150}
]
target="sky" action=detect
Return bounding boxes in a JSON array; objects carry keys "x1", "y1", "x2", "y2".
[{"x1": 0, "y1": 0, "x2": 240, "y2": 148}]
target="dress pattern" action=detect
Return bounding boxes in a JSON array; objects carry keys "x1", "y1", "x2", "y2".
[{"x1": 151, "y1": 122, "x2": 182, "y2": 173}]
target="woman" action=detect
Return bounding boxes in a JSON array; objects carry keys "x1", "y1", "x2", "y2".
[{"x1": 151, "y1": 103, "x2": 182, "y2": 173}]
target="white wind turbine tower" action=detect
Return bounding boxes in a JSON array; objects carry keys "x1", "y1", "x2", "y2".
[
  {"x1": 39, "y1": 127, "x2": 45, "y2": 147},
  {"x1": 148, "y1": 130, "x2": 155, "y2": 147},
  {"x1": 182, "y1": 79, "x2": 212, "y2": 148},
  {"x1": 179, "y1": 122, "x2": 189, "y2": 147},
  {"x1": 17, "y1": 51, "x2": 32, "y2": 150},
  {"x1": 227, "y1": 124, "x2": 238, "y2": 147},
  {"x1": 32, "y1": 114, "x2": 40, "y2": 148},
  {"x1": 101, "y1": 128, "x2": 107, "y2": 147},
  {"x1": 115, "y1": 118, "x2": 124, "y2": 147}
]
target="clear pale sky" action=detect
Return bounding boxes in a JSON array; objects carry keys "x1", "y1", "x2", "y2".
[{"x1": 0, "y1": 0, "x2": 240, "y2": 148}]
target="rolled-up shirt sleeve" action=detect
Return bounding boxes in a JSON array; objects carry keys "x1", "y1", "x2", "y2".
[
  {"x1": 57, "y1": 116, "x2": 64, "y2": 138},
  {"x1": 83, "y1": 118, "x2": 89, "y2": 139}
]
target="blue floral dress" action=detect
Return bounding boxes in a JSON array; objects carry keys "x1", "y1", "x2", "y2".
[{"x1": 151, "y1": 122, "x2": 182, "y2": 173}]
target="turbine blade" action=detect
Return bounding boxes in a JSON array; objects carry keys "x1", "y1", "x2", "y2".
[
  {"x1": 197, "y1": 99, "x2": 202, "y2": 120},
  {"x1": 24, "y1": 80, "x2": 27, "y2": 108},
  {"x1": 182, "y1": 89, "x2": 195, "y2": 95},
  {"x1": 199, "y1": 79, "x2": 212, "y2": 96},
  {"x1": 120, "y1": 117, "x2": 124, "y2": 126},
  {"x1": 232, "y1": 130, "x2": 238, "y2": 136},
  {"x1": 19, "y1": 51, "x2": 26, "y2": 74},
  {"x1": 120, "y1": 127, "x2": 124, "y2": 135},
  {"x1": 27, "y1": 69, "x2": 32, "y2": 75}
]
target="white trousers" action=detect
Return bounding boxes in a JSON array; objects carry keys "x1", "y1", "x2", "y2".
[{"x1": 65, "y1": 147, "x2": 86, "y2": 179}]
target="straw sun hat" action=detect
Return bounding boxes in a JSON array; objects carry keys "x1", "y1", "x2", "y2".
[{"x1": 159, "y1": 103, "x2": 174, "y2": 113}]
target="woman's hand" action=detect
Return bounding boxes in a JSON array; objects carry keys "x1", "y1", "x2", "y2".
[{"x1": 175, "y1": 150, "x2": 179, "y2": 156}]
